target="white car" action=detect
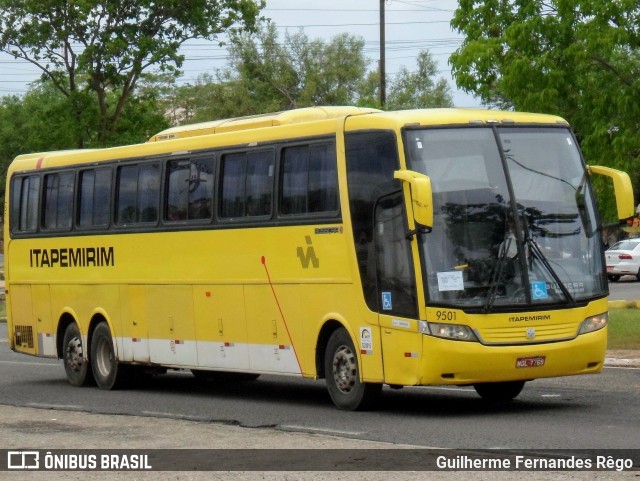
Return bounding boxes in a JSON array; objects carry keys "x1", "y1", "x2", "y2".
[{"x1": 605, "y1": 238, "x2": 640, "y2": 282}]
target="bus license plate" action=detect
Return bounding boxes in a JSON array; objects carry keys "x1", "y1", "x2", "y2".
[{"x1": 516, "y1": 356, "x2": 546, "y2": 368}]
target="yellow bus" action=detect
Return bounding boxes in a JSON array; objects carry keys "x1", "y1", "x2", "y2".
[{"x1": 4, "y1": 106, "x2": 635, "y2": 410}]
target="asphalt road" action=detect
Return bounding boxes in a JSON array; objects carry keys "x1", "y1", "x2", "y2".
[
  {"x1": 1, "y1": 324, "x2": 638, "y2": 451},
  {"x1": 608, "y1": 277, "x2": 640, "y2": 301}
]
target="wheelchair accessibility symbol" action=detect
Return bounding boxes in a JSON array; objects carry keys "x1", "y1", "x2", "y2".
[
  {"x1": 382, "y1": 292, "x2": 393, "y2": 310},
  {"x1": 531, "y1": 281, "x2": 548, "y2": 300}
]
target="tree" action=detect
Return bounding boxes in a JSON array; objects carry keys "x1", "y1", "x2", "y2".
[
  {"x1": 386, "y1": 51, "x2": 453, "y2": 110},
  {"x1": 184, "y1": 23, "x2": 371, "y2": 120},
  {"x1": 0, "y1": 82, "x2": 169, "y2": 202},
  {"x1": 0, "y1": 0, "x2": 264, "y2": 146},
  {"x1": 449, "y1": 0, "x2": 640, "y2": 221},
  {"x1": 169, "y1": 24, "x2": 454, "y2": 122}
]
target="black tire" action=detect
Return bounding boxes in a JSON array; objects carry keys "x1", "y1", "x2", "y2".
[
  {"x1": 62, "y1": 322, "x2": 94, "y2": 387},
  {"x1": 324, "y1": 327, "x2": 381, "y2": 411},
  {"x1": 473, "y1": 381, "x2": 525, "y2": 402},
  {"x1": 90, "y1": 322, "x2": 131, "y2": 390},
  {"x1": 608, "y1": 275, "x2": 620, "y2": 282},
  {"x1": 191, "y1": 370, "x2": 260, "y2": 382}
]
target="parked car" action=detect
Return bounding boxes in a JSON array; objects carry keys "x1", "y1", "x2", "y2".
[{"x1": 605, "y1": 238, "x2": 640, "y2": 281}]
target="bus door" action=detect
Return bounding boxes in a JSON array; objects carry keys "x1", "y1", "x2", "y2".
[{"x1": 374, "y1": 192, "x2": 423, "y2": 386}]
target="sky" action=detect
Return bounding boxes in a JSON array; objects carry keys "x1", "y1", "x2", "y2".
[{"x1": 0, "y1": 0, "x2": 480, "y2": 107}]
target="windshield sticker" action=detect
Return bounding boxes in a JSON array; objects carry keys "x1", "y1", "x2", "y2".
[
  {"x1": 437, "y1": 271, "x2": 464, "y2": 291},
  {"x1": 382, "y1": 292, "x2": 392, "y2": 310},
  {"x1": 531, "y1": 281, "x2": 549, "y2": 300}
]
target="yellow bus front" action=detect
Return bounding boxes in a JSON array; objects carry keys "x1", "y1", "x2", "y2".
[{"x1": 343, "y1": 110, "x2": 633, "y2": 402}]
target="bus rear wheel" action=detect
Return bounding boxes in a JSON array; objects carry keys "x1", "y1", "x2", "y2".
[
  {"x1": 91, "y1": 322, "x2": 131, "y2": 390},
  {"x1": 62, "y1": 322, "x2": 94, "y2": 387},
  {"x1": 473, "y1": 381, "x2": 525, "y2": 402},
  {"x1": 324, "y1": 328, "x2": 381, "y2": 411}
]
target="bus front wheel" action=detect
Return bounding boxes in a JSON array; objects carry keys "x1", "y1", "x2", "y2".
[
  {"x1": 91, "y1": 322, "x2": 131, "y2": 390},
  {"x1": 473, "y1": 381, "x2": 525, "y2": 402},
  {"x1": 62, "y1": 322, "x2": 94, "y2": 387},
  {"x1": 324, "y1": 328, "x2": 381, "y2": 411}
]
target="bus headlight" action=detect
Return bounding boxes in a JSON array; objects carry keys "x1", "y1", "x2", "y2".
[
  {"x1": 578, "y1": 312, "x2": 608, "y2": 335},
  {"x1": 421, "y1": 321, "x2": 479, "y2": 342}
]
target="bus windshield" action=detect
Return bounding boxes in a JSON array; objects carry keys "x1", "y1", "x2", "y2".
[{"x1": 405, "y1": 126, "x2": 605, "y2": 311}]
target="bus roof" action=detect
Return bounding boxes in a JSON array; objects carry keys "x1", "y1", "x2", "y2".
[
  {"x1": 8, "y1": 107, "x2": 569, "y2": 173},
  {"x1": 345, "y1": 108, "x2": 569, "y2": 130},
  {"x1": 149, "y1": 107, "x2": 569, "y2": 142},
  {"x1": 148, "y1": 106, "x2": 381, "y2": 142}
]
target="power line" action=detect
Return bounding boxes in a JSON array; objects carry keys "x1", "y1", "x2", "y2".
[
  {"x1": 273, "y1": 20, "x2": 450, "y2": 28},
  {"x1": 0, "y1": 3, "x2": 465, "y2": 97}
]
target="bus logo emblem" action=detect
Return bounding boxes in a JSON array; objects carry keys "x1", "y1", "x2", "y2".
[
  {"x1": 526, "y1": 328, "x2": 536, "y2": 340},
  {"x1": 297, "y1": 236, "x2": 319, "y2": 269}
]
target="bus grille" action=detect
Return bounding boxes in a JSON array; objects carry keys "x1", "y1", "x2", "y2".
[
  {"x1": 15, "y1": 325, "x2": 34, "y2": 349},
  {"x1": 476, "y1": 323, "x2": 578, "y2": 345}
]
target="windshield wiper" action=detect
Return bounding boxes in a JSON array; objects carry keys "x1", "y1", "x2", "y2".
[
  {"x1": 483, "y1": 234, "x2": 513, "y2": 314},
  {"x1": 525, "y1": 235, "x2": 577, "y2": 306}
]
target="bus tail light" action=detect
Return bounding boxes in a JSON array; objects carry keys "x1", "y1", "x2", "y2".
[{"x1": 578, "y1": 313, "x2": 608, "y2": 335}]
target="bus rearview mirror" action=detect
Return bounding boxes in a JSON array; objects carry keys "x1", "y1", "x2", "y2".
[
  {"x1": 587, "y1": 165, "x2": 635, "y2": 220},
  {"x1": 394, "y1": 169, "x2": 434, "y2": 230}
]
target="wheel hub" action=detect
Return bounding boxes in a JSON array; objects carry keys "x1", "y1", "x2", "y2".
[
  {"x1": 65, "y1": 337, "x2": 83, "y2": 372},
  {"x1": 332, "y1": 345, "x2": 356, "y2": 393}
]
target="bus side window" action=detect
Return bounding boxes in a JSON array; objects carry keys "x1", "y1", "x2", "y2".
[
  {"x1": 78, "y1": 168, "x2": 112, "y2": 228},
  {"x1": 280, "y1": 143, "x2": 337, "y2": 216},
  {"x1": 308, "y1": 143, "x2": 338, "y2": 213},
  {"x1": 246, "y1": 150, "x2": 274, "y2": 217},
  {"x1": 220, "y1": 153, "x2": 246, "y2": 219},
  {"x1": 116, "y1": 163, "x2": 160, "y2": 225},
  {"x1": 11, "y1": 175, "x2": 41, "y2": 233},
  {"x1": 220, "y1": 150, "x2": 273, "y2": 220},
  {"x1": 166, "y1": 157, "x2": 214, "y2": 222},
  {"x1": 189, "y1": 158, "x2": 214, "y2": 220},
  {"x1": 43, "y1": 171, "x2": 74, "y2": 231}
]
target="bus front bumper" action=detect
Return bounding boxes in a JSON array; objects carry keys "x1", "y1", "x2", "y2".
[{"x1": 419, "y1": 327, "x2": 607, "y2": 386}]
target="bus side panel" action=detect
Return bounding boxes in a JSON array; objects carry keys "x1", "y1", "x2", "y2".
[
  {"x1": 8, "y1": 285, "x2": 37, "y2": 356},
  {"x1": 49, "y1": 284, "x2": 120, "y2": 344},
  {"x1": 31, "y1": 285, "x2": 56, "y2": 357},
  {"x1": 194, "y1": 285, "x2": 251, "y2": 371},
  {"x1": 146, "y1": 285, "x2": 197, "y2": 367},
  {"x1": 380, "y1": 320, "x2": 423, "y2": 386},
  {"x1": 119, "y1": 285, "x2": 150, "y2": 363},
  {"x1": 245, "y1": 285, "x2": 302, "y2": 375}
]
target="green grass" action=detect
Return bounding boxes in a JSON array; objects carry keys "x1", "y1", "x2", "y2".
[{"x1": 608, "y1": 309, "x2": 640, "y2": 350}]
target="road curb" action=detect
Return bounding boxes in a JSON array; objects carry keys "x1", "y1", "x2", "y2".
[
  {"x1": 608, "y1": 299, "x2": 640, "y2": 309},
  {"x1": 605, "y1": 358, "x2": 640, "y2": 368}
]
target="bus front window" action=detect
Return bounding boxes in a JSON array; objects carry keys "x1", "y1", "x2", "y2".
[{"x1": 405, "y1": 126, "x2": 606, "y2": 311}]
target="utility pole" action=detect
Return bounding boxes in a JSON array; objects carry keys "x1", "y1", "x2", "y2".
[{"x1": 380, "y1": 0, "x2": 386, "y2": 107}]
